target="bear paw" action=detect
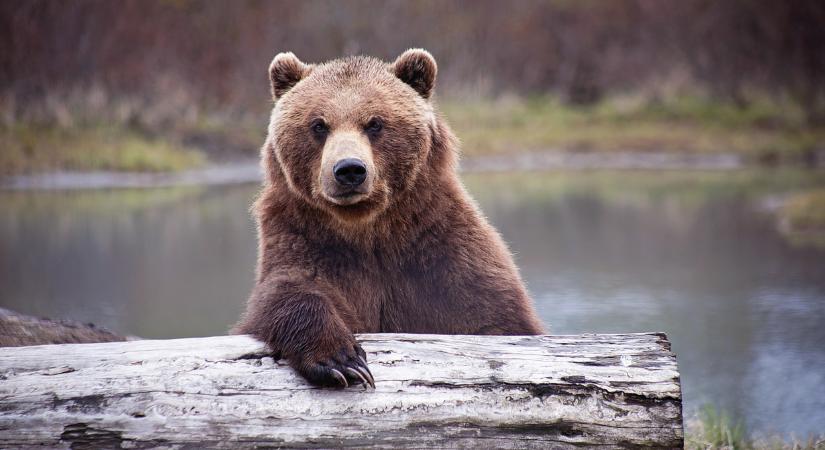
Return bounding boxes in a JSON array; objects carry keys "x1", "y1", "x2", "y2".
[{"x1": 294, "y1": 342, "x2": 375, "y2": 389}]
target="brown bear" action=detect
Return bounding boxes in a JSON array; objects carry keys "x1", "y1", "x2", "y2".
[{"x1": 233, "y1": 49, "x2": 545, "y2": 388}]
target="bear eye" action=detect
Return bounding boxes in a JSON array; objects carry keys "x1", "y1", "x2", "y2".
[
  {"x1": 365, "y1": 117, "x2": 383, "y2": 135},
  {"x1": 310, "y1": 119, "x2": 328, "y2": 136}
]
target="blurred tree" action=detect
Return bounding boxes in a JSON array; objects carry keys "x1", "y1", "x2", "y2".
[{"x1": 0, "y1": 0, "x2": 823, "y2": 124}]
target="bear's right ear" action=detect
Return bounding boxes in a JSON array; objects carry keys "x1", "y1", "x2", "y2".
[{"x1": 269, "y1": 52, "x2": 312, "y2": 100}]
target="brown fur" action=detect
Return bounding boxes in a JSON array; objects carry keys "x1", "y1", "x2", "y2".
[{"x1": 234, "y1": 49, "x2": 544, "y2": 387}]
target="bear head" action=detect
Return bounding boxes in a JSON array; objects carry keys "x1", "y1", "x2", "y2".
[{"x1": 263, "y1": 49, "x2": 443, "y2": 223}]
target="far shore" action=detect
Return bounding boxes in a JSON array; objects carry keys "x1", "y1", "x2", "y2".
[
  {"x1": 5, "y1": 96, "x2": 825, "y2": 182},
  {"x1": 0, "y1": 150, "x2": 765, "y2": 191}
]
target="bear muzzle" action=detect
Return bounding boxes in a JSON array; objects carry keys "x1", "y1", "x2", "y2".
[{"x1": 319, "y1": 132, "x2": 375, "y2": 206}]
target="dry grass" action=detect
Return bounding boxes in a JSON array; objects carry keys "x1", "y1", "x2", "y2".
[
  {"x1": 776, "y1": 188, "x2": 825, "y2": 249},
  {"x1": 0, "y1": 124, "x2": 205, "y2": 175},
  {"x1": 2, "y1": 95, "x2": 823, "y2": 175},
  {"x1": 441, "y1": 96, "x2": 824, "y2": 163},
  {"x1": 780, "y1": 189, "x2": 825, "y2": 231}
]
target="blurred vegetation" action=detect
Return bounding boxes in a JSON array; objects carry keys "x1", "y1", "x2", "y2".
[
  {"x1": 687, "y1": 405, "x2": 748, "y2": 449},
  {"x1": 463, "y1": 169, "x2": 825, "y2": 205},
  {"x1": 3, "y1": 0, "x2": 823, "y2": 118},
  {"x1": 0, "y1": 0, "x2": 823, "y2": 174},
  {"x1": 780, "y1": 189, "x2": 825, "y2": 231},
  {"x1": 685, "y1": 405, "x2": 825, "y2": 449},
  {"x1": 777, "y1": 189, "x2": 825, "y2": 249},
  {"x1": 444, "y1": 96, "x2": 825, "y2": 163},
  {"x1": 0, "y1": 185, "x2": 205, "y2": 219},
  {"x1": 0, "y1": 124, "x2": 205, "y2": 175},
  {"x1": 3, "y1": 94, "x2": 823, "y2": 175}
]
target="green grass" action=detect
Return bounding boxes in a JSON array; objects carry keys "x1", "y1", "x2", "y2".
[
  {"x1": 441, "y1": 95, "x2": 825, "y2": 163},
  {"x1": 685, "y1": 405, "x2": 825, "y2": 449},
  {"x1": 687, "y1": 405, "x2": 749, "y2": 449},
  {"x1": 0, "y1": 124, "x2": 206, "y2": 175}
]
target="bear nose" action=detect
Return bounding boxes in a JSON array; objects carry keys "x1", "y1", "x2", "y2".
[{"x1": 333, "y1": 158, "x2": 367, "y2": 187}]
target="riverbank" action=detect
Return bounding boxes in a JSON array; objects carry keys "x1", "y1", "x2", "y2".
[
  {"x1": 2, "y1": 95, "x2": 822, "y2": 176},
  {"x1": 0, "y1": 307, "x2": 131, "y2": 347},
  {"x1": 0, "y1": 151, "x2": 750, "y2": 190},
  {"x1": 444, "y1": 95, "x2": 825, "y2": 165},
  {"x1": 0, "y1": 160, "x2": 261, "y2": 190}
]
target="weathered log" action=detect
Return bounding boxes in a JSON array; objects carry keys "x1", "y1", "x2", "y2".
[{"x1": 0, "y1": 333, "x2": 683, "y2": 449}]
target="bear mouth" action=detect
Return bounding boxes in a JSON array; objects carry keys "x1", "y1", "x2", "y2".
[
  {"x1": 326, "y1": 190, "x2": 369, "y2": 206},
  {"x1": 321, "y1": 185, "x2": 389, "y2": 221}
]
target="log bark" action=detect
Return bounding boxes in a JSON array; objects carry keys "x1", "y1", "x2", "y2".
[{"x1": 0, "y1": 333, "x2": 683, "y2": 449}]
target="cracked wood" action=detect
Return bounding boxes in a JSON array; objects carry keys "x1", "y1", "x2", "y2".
[{"x1": 0, "y1": 333, "x2": 683, "y2": 448}]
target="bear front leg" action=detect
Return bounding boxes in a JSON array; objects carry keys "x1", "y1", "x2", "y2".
[{"x1": 234, "y1": 277, "x2": 374, "y2": 388}]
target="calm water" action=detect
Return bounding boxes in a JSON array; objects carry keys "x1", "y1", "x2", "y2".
[{"x1": 2, "y1": 170, "x2": 824, "y2": 437}]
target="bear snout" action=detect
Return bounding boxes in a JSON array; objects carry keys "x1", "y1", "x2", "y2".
[
  {"x1": 333, "y1": 158, "x2": 368, "y2": 187},
  {"x1": 319, "y1": 132, "x2": 376, "y2": 207}
]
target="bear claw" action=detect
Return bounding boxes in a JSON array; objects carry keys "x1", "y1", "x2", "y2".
[
  {"x1": 355, "y1": 359, "x2": 376, "y2": 388},
  {"x1": 297, "y1": 343, "x2": 375, "y2": 389},
  {"x1": 330, "y1": 368, "x2": 348, "y2": 387},
  {"x1": 344, "y1": 367, "x2": 369, "y2": 388}
]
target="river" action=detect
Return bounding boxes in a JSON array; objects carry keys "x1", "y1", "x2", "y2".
[{"x1": 1, "y1": 169, "x2": 824, "y2": 437}]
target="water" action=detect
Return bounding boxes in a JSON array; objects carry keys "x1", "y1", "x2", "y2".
[{"x1": 2, "y1": 170, "x2": 824, "y2": 437}]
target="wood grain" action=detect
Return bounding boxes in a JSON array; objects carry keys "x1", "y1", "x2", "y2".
[{"x1": 0, "y1": 333, "x2": 683, "y2": 448}]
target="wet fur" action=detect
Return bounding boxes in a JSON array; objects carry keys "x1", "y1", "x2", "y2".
[{"x1": 234, "y1": 51, "x2": 544, "y2": 387}]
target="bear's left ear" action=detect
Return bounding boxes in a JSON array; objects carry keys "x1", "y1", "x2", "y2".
[
  {"x1": 392, "y1": 49, "x2": 437, "y2": 99},
  {"x1": 269, "y1": 52, "x2": 312, "y2": 100}
]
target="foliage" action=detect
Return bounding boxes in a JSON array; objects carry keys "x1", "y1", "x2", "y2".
[
  {"x1": 2, "y1": 0, "x2": 823, "y2": 173},
  {"x1": 780, "y1": 189, "x2": 825, "y2": 232},
  {"x1": 1, "y1": 0, "x2": 824, "y2": 127},
  {"x1": 442, "y1": 96, "x2": 825, "y2": 162},
  {"x1": 2, "y1": 94, "x2": 822, "y2": 174},
  {"x1": 685, "y1": 405, "x2": 825, "y2": 450},
  {"x1": 688, "y1": 405, "x2": 748, "y2": 449},
  {"x1": 777, "y1": 188, "x2": 825, "y2": 249},
  {"x1": 0, "y1": 124, "x2": 205, "y2": 174}
]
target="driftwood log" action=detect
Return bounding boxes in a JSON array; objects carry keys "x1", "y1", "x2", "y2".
[{"x1": 0, "y1": 333, "x2": 683, "y2": 449}]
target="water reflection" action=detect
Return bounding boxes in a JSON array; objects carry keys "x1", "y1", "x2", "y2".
[
  {"x1": 464, "y1": 171, "x2": 825, "y2": 438},
  {"x1": 1, "y1": 170, "x2": 824, "y2": 437},
  {"x1": 0, "y1": 185, "x2": 258, "y2": 338}
]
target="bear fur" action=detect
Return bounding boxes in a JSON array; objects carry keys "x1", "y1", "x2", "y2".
[{"x1": 233, "y1": 49, "x2": 544, "y2": 388}]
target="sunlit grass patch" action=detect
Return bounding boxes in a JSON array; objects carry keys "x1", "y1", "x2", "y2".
[{"x1": 0, "y1": 124, "x2": 206, "y2": 175}]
